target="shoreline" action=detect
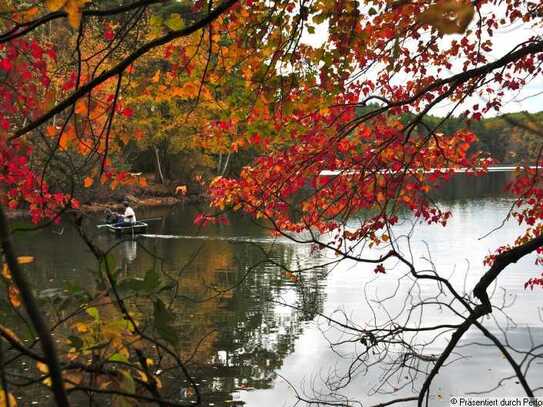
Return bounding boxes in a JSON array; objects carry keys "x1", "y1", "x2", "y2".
[{"x1": 5, "y1": 195, "x2": 194, "y2": 221}]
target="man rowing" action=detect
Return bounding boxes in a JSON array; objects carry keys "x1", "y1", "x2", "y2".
[
  {"x1": 120, "y1": 201, "x2": 137, "y2": 225},
  {"x1": 105, "y1": 201, "x2": 137, "y2": 226}
]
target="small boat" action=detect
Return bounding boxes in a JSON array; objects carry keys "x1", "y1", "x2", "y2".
[{"x1": 104, "y1": 221, "x2": 148, "y2": 235}]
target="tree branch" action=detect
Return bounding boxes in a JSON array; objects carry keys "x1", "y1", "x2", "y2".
[
  {"x1": 0, "y1": 206, "x2": 69, "y2": 407},
  {"x1": 11, "y1": 0, "x2": 239, "y2": 140}
]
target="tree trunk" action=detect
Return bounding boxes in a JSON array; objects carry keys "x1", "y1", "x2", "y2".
[
  {"x1": 153, "y1": 145, "x2": 165, "y2": 184},
  {"x1": 217, "y1": 152, "x2": 222, "y2": 175},
  {"x1": 220, "y1": 151, "x2": 231, "y2": 176}
]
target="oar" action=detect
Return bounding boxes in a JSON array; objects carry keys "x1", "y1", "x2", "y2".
[{"x1": 139, "y1": 217, "x2": 163, "y2": 222}]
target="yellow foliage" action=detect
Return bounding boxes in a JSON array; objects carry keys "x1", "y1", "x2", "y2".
[
  {"x1": 1, "y1": 263, "x2": 10, "y2": 279},
  {"x1": 36, "y1": 362, "x2": 52, "y2": 387},
  {"x1": 45, "y1": 0, "x2": 90, "y2": 28},
  {"x1": 74, "y1": 322, "x2": 89, "y2": 333},
  {"x1": 17, "y1": 256, "x2": 34, "y2": 264},
  {"x1": 45, "y1": 0, "x2": 67, "y2": 11},
  {"x1": 0, "y1": 390, "x2": 17, "y2": 407},
  {"x1": 417, "y1": 0, "x2": 474, "y2": 35}
]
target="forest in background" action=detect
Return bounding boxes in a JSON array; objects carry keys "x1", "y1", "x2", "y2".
[
  {"x1": 427, "y1": 111, "x2": 543, "y2": 164},
  {"x1": 115, "y1": 110, "x2": 543, "y2": 193}
]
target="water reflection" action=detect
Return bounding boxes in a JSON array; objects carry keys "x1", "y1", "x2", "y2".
[
  {"x1": 434, "y1": 171, "x2": 513, "y2": 201},
  {"x1": 121, "y1": 240, "x2": 138, "y2": 263},
  {"x1": 6, "y1": 171, "x2": 543, "y2": 406}
]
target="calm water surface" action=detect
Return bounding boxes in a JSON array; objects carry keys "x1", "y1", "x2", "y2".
[{"x1": 11, "y1": 172, "x2": 543, "y2": 406}]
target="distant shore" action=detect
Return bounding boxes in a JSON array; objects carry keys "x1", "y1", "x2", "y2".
[{"x1": 5, "y1": 193, "x2": 201, "y2": 221}]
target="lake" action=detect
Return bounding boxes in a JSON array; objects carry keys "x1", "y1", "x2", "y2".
[{"x1": 9, "y1": 171, "x2": 543, "y2": 406}]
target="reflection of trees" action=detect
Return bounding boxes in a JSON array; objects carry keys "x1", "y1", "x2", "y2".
[
  {"x1": 145, "y1": 239, "x2": 328, "y2": 403},
  {"x1": 5, "y1": 208, "x2": 328, "y2": 406},
  {"x1": 432, "y1": 172, "x2": 513, "y2": 202}
]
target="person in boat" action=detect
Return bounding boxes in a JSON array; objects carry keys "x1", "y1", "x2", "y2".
[
  {"x1": 115, "y1": 200, "x2": 137, "y2": 227},
  {"x1": 104, "y1": 208, "x2": 122, "y2": 224}
]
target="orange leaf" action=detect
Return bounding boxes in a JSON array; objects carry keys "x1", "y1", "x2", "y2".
[
  {"x1": 46, "y1": 125, "x2": 57, "y2": 137},
  {"x1": 75, "y1": 99, "x2": 88, "y2": 116},
  {"x1": 36, "y1": 362, "x2": 49, "y2": 374},
  {"x1": 83, "y1": 177, "x2": 94, "y2": 188},
  {"x1": 17, "y1": 256, "x2": 34, "y2": 264},
  {"x1": 8, "y1": 285, "x2": 21, "y2": 308}
]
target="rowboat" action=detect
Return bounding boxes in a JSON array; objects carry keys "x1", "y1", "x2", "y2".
[{"x1": 104, "y1": 221, "x2": 148, "y2": 235}]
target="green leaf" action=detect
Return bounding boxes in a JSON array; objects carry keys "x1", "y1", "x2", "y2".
[
  {"x1": 118, "y1": 270, "x2": 160, "y2": 293},
  {"x1": 153, "y1": 299, "x2": 178, "y2": 346},
  {"x1": 218, "y1": 35, "x2": 234, "y2": 47},
  {"x1": 165, "y1": 13, "x2": 184, "y2": 31},
  {"x1": 307, "y1": 25, "x2": 315, "y2": 34},
  {"x1": 64, "y1": 282, "x2": 83, "y2": 295},
  {"x1": 109, "y1": 353, "x2": 129, "y2": 363},
  {"x1": 119, "y1": 369, "x2": 136, "y2": 394},
  {"x1": 149, "y1": 14, "x2": 163, "y2": 28},
  {"x1": 143, "y1": 270, "x2": 160, "y2": 292},
  {"x1": 312, "y1": 13, "x2": 326, "y2": 24},
  {"x1": 86, "y1": 307, "x2": 100, "y2": 321},
  {"x1": 99, "y1": 254, "x2": 116, "y2": 275},
  {"x1": 368, "y1": 7, "x2": 377, "y2": 16}
]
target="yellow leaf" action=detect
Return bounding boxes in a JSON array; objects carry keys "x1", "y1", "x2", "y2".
[
  {"x1": 83, "y1": 177, "x2": 94, "y2": 188},
  {"x1": 165, "y1": 13, "x2": 184, "y2": 31},
  {"x1": 417, "y1": 0, "x2": 474, "y2": 35},
  {"x1": 137, "y1": 370, "x2": 148, "y2": 383},
  {"x1": 17, "y1": 256, "x2": 34, "y2": 265},
  {"x1": 74, "y1": 322, "x2": 89, "y2": 333},
  {"x1": 65, "y1": 2, "x2": 82, "y2": 28},
  {"x1": 0, "y1": 390, "x2": 17, "y2": 407},
  {"x1": 45, "y1": 0, "x2": 67, "y2": 12},
  {"x1": 1, "y1": 263, "x2": 11, "y2": 280},
  {"x1": 64, "y1": 0, "x2": 91, "y2": 28}
]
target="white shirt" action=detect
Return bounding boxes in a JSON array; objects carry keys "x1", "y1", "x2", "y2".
[{"x1": 123, "y1": 207, "x2": 136, "y2": 224}]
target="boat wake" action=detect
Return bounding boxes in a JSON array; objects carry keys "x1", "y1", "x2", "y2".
[{"x1": 139, "y1": 234, "x2": 291, "y2": 244}]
